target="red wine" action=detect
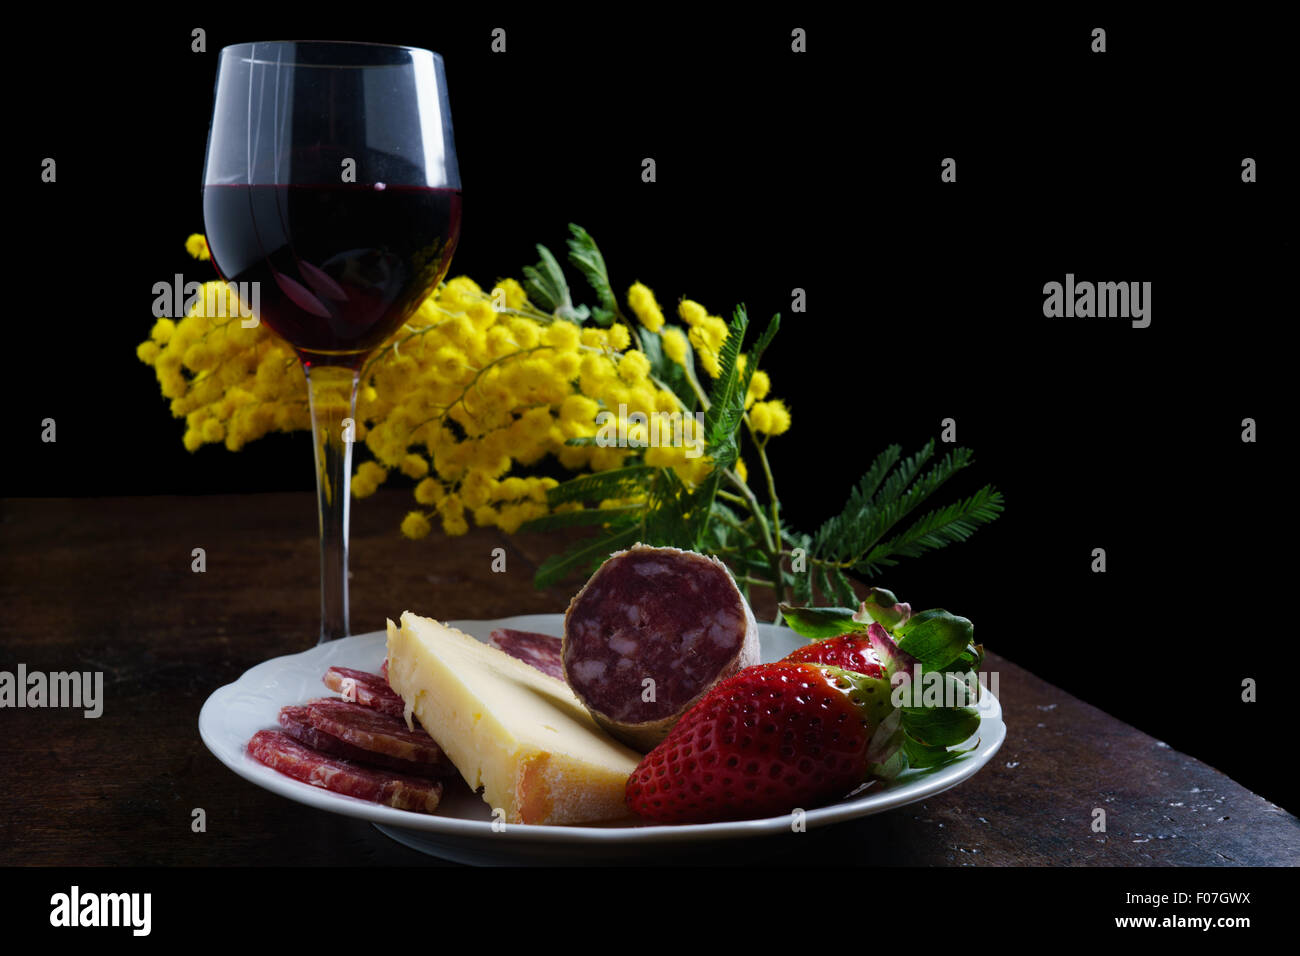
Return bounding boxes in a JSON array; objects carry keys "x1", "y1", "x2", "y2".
[{"x1": 202, "y1": 184, "x2": 461, "y2": 367}]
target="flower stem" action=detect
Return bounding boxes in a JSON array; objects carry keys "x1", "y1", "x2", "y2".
[{"x1": 753, "y1": 435, "x2": 786, "y2": 613}]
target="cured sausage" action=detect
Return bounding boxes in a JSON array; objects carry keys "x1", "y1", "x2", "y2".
[
  {"x1": 246, "y1": 730, "x2": 444, "y2": 813},
  {"x1": 488, "y1": 629, "x2": 565, "y2": 680},
  {"x1": 278, "y1": 704, "x2": 448, "y2": 779},
  {"x1": 562, "y1": 544, "x2": 759, "y2": 752},
  {"x1": 322, "y1": 666, "x2": 405, "y2": 719},
  {"x1": 305, "y1": 699, "x2": 449, "y2": 768}
]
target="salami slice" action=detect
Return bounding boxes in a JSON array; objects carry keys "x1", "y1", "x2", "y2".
[
  {"x1": 322, "y1": 666, "x2": 405, "y2": 719},
  {"x1": 488, "y1": 629, "x2": 565, "y2": 680},
  {"x1": 562, "y1": 543, "x2": 759, "y2": 752},
  {"x1": 306, "y1": 699, "x2": 447, "y2": 767},
  {"x1": 278, "y1": 704, "x2": 448, "y2": 779},
  {"x1": 247, "y1": 730, "x2": 443, "y2": 813}
]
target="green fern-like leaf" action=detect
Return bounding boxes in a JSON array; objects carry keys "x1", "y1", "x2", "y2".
[
  {"x1": 873, "y1": 442, "x2": 938, "y2": 517},
  {"x1": 641, "y1": 466, "x2": 693, "y2": 547},
  {"x1": 812, "y1": 444, "x2": 900, "y2": 559},
  {"x1": 567, "y1": 224, "x2": 618, "y2": 326},
  {"x1": 851, "y1": 446, "x2": 973, "y2": 556},
  {"x1": 862, "y1": 485, "x2": 1005, "y2": 566},
  {"x1": 522, "y1": 242, "x2": 589, "y2": 323},
  {"x1": 533, "y1": 524, "x2": 640, "y2": 590},
  {"x1": 545, "y1": 465, "x2": 654, "y2": 507},
  {"x1": 811, "y1": 441, "x2": 1001, "y2": 578},
  {"x1": 703, "y1": 307, "x2": 749, "y2": 443},
  {"x1": 829, "y1": 565, "x2": 857, "y2": 606},
  {"x1": 748, "y1": 312, "x2": 780, "y2": 366},
  {"x1": 699, "y1": 305, "x2": 761, "y2": 473},
  {"x1": 518, "y1": 506, "x2": 643, "y2": 534},
  {"x1": 639, "y1": 320, "x2": 696, "y2": 410},
  {"x1": 792, "y1": 564, "x2": 814, "y2": 604}
]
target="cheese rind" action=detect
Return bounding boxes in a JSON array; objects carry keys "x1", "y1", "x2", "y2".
[{"x1": 386, "y1": 612, "x2": 642, "y2": 825}]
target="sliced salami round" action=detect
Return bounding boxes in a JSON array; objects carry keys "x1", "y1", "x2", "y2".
[
  {"x1": 322, "y1": 666, "x2": 405, "y2": 719},
  {"x1": 489, "y1": 629, "x2": 565, "y2": 680},
  {"x1": 278, "y1": 704, "x2": 449, "y2": 779},
  {"x1": 562, "y1": 543, "x2": 759, "y2": 752},
  {"x1": 306, "y1": 699, "x2": 447, "y2": 766},
  {"x1": 246, "y1": 730, "x2": 444, "y2": 813}
]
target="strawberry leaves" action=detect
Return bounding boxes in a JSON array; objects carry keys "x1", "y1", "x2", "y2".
[
  {"x1": 895, "y1": 609, "x2": 974, "y2": 672},
  {"x1": 780, "y1": 592, "x2": 986, "y2": 780},
  {"x1": 902, "y1": 735, "x2": 979, "y2": 770},
  {"x1": 777, "y1": 604, "x2": 868, "y2": 640},
  {"x1": 901, "y1": 702, "x2": 981, "y2": 747},
  {"x1": 778, "y1": 587, "x2": 915, "y2": 642},
  {"x1": 853, "y1": 587, "x2": 912, "y2": 630}
]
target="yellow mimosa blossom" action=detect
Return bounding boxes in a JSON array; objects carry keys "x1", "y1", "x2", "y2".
[
  {"x1": 442, "y1": 510, "x2": 469, "y2": 536},
  {"x1": 494, "y1": 476, "x2": 529, "y2": 501},
  {"x1": 542, "y1": 320, "x2": 581, "y2": 351},
  {"x1": 485, "y1": 325, "x2": 516, "y2": 358},
  {"x1": 686, "y1": 312, "x2": 730, "y2": 378},
  {"x1": 508, "y1": 318, "x2": 541, "y2": 349},
  {"x1": 678, "y1": 299, "x2": 708, "y2": 326},
  {"x1": 660, "y1": 327, "x2": 688, "y2": 365},
  {"x1": 608, "y1": 324, "x2": 632, "y2": 351},
  {"x1": 201, "y1": 418, "x2": 226, "y2": 443},
  {"x1": 591, "y1": 446, "x2": 627, "y2": 472},
  {"x1": 692, "y1": 330, "x2": 720, "y2": 377},
  {"x1": 459, "y1": 469, "x2": 496, "y2": 509},
  {"x1": 553, "y1": 351, "x2": 581, "y2": 379},
  {"x1": 351, "y1": 460, "x2": 390, "y2": 498},
  {"x1": 142, "y1": 235, "x2": 787, "y2": 546},
  {"x1": 750, "y1": 399, "x2": 791, "y2": 436},
  {"x1": 431, "y1": 345, "x2": 466, "y2": 382},
  {"x1": 185, "y1": 233, "x2": 210, "y2": 261},
  {"x1": 414, "y1": 478, "x2": 446, "y2": 506},
  {"x1": 559, "y1": 394, "x2": 600, "y2": 426},
  {"x1": 399, "y1": 454, "x2": 430, "y2": 479},
  {"x1": 745, "y1": 369, "x2": 770, "y2": 408},
  {"x1": 643, "y1": 445, "x2": 677, "y2": 469},
  {"x1": 698, "y1": 315, "x2": 729, "y2": 351},
  {"x1": 627, "y1": 282, "x2": 665, "y2": 332},
  {"x1": 617, "y1": 350, "x2": 651, "y2": 384},
  {"x1": 492, "y1": 278, "x2": 529, "y2": 311},
  {"x1": 150, "y1": 318, "x2": 176, "y2": 345},
  {"x1": 494, "y1": 503, "x2": 527, "y2": 534},
  {"x1": 441, "y1": 276, "x2": 483, "y2": 310},
  {"x1": 401, "y1": 511, "x2": 432, "y2": 539}
]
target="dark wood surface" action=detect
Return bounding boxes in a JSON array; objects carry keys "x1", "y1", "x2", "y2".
[{"x1": 1, "y1": 492, "x2": 1296, "y2": 866}]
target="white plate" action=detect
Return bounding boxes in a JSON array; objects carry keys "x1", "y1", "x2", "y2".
[{"x1": 199, "y1": 614, "x2": 1005, "y2": 864}]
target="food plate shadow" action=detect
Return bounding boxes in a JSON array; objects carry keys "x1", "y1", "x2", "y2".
[{"x1": 372, "y1": 820, "x2": 859, "y2": 866}]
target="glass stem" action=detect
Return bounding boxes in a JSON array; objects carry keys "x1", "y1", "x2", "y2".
[{"x1": 305, "y1": 363, "x2": 360, "y2": 643}]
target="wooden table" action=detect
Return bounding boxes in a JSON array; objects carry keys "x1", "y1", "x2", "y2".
[{"x1": 2, "y1": 492, "x2": 1296, "y2": 866}]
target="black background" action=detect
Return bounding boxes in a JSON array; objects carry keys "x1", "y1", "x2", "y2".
[{"x1": 11, "y1": 10, "x2": 1291, "y2": 811}]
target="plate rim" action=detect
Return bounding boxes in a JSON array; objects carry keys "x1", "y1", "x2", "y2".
[{"x1": 198, "y1": 614, "x2": 1005, "y2": 844}]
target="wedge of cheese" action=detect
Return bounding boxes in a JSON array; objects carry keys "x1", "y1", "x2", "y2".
[{"x1": 386, "y1": 612, "x2": 642, "y2": 825}]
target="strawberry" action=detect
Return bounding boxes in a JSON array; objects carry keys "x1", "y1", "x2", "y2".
[
  {"x1": 624, "y1": 661, "x2": 901, "y2": 823},
  {"x1": 782, "y1": 632, "x2": 885, "y2": 678},
  {"x1": 627, "y1": 611, "x2": 986, "y2": 824}
]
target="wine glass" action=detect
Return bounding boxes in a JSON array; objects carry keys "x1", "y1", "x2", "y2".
[{"x1": 202, "y1": 41, "x2": 461, "y2": 642}]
